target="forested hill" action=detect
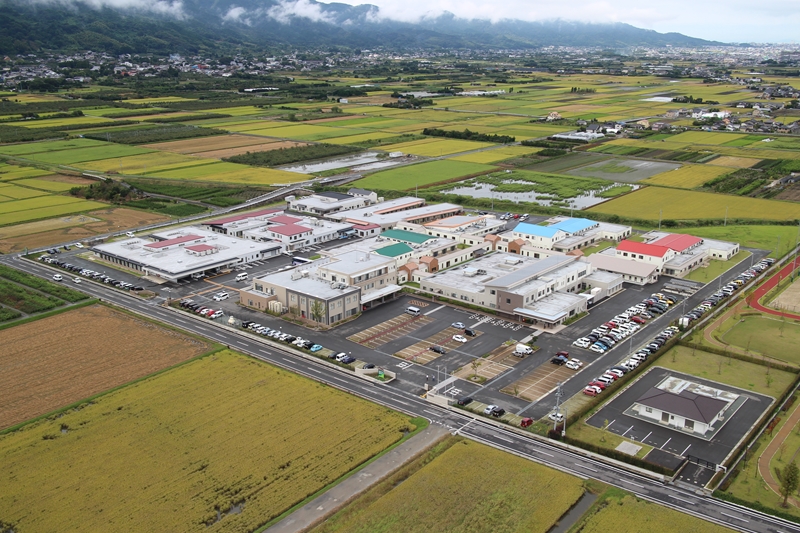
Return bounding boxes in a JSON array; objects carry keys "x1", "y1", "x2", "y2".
[{"x1": 0, "y1": 0, "x2": 720, "y2": 55}]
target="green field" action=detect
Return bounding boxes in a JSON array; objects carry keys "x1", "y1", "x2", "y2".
[
  {"x1": 643, "y1": 165, "x2": 732, "y2": 189},
  {"x1": 0, "y1": 197, "x2": 107, "y2": 226},
  {"x1": 589, "y1": 187, "x2": 800, "y2": 222},
  {"x1": 379, "y1": 138, "x2": 496, "y2": 157},
  {"x1": 311, "y1": 438, "x2": 584, "y2": 533},
  {"x1": 683, "y1": 251, "x2": 750, "y2": 283},
  {"x1": 352, "y1": 160, "x2": 496, "y2": 189},
  {"x1": 656, "y1": 347, "x2": 794, "y2": 395},
  {"x1": 0, "y1": 138, "x2": 108, "y2": 156},
  {"x1": 719, "y1": 316, "x2": 800, "y2": 366},
  {"x1": 0, "y1": 350, "x2": 413, "y2": 533},
  {"x1": 9, "y1": 145, "x2": 153, "y2": 165}
]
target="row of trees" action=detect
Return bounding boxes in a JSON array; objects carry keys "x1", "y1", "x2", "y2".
[{"x1": 422, "y1": 127, "x2": 515, "y2": 144}]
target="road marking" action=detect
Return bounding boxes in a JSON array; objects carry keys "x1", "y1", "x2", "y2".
[
  {"x1": 661, "y1": 438, "x2": 671, "y2": 450},
  {"x1": 720, "y1": 512, "x2": 748, "y2": 523},
  {"x1": 423, "y1": 409, "x2": 440, "y2": 417},
  {"x1": 235, "y1": 340, "x2": 248, "y2": 346},
  {"x1": 574, "y1": 463, "x2": 598, "y2": 472},
  {"x1": 621, "y1": 425, "x2": 634, "y2": 437},
  {"x1": 424, "y1": 305, "x2": 446, "y2": 316},
  {"x1": 306, "y1": 368, "x2": 322, "y2": 374},
  {"x1": 537, "y1": 450, "x2": 554, "y2": 457},
  {"x1": 681, "y1": 444, "x2": 692, "y2": 456},
  {"x1": 669, "y1": 495, "x2": 695, "y2": 505},
  {"x1": 494, "y1": 434, "x2": 513, "y2": 443},
  {"x1": 643, "y1": 431, "x2": 652, "y2": 442},
  {"x1": 620, "y1": 479, "x2": 644, "y2": 488}
]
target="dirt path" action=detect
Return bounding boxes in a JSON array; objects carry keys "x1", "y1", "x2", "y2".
[
  {"x1": 759, "y1": 400, "x2": 800, "y2": 507},
  {"x1": 748, "y1": 262, "x2": 800, "y2": 320}
]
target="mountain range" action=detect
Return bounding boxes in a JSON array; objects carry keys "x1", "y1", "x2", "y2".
[{"x1": 0, "y1": 0, "x2": 721, "y2": 56}]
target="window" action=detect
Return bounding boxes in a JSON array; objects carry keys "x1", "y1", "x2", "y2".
[
  {"x1": 645, "y1": 407, "x2": 652, "y2": 413},
  {"x1": 290, "y1": 294, "x2": 296, "y2": 302},
  {"x1": 506, "y1": 298, "x2": 511, "y2": 304}
]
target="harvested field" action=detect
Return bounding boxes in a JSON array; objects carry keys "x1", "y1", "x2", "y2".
[
  {"x1": 195, "y1": 140, "x2": 308, "y2": 159},
  {"x1": 642, "y1": 165, "x2": 731, "y2": 189},
  {"x1": 0, "y1": 350, "x2": 411, "y2": 533},
  {"x1": 0, "y1": 208, "x2": 170, "y2": 253},
  {"x1": 0, "y1": 304, "x2": 210, "y2": 430},
  {"x1": 708, "y1": 156, "x2": 762, "y2": 168},
  {"x1": 143, "y1": 134, "x2": 270, "y2": 154}
]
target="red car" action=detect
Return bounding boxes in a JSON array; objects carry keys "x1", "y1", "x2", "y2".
[
  {"x1": 588, "y1": 381, "x2": 607, "y2": 390},
  {"x1": 631, "y1": 316, "x2": 646, "y2": 324},
  {"x1": 583, "y1": 387, "x2": 599, "y2": 396}
]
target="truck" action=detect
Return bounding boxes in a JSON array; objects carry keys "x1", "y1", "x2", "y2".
[{"x1": 513, "y1": 343, "x2": 532, "y2": 356}]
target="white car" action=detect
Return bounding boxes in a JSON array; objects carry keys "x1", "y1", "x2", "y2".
[
  {"x1": 213, "y1": 292, "x2": 229, "y2": 302},
  {"x1": 451, "y1": 322, "x2": 465, "y2": 329},
  {"x1": 210, "y1": 310, "x2": 224, "y2": 319},
  {"x1": 484, "y1": 405, "x2": 498, "y2": 415},
  {"x1": 572, "y1": 338, "x2": 590, "y2": 348},
  {"x1": 548, "y1": 412, "x2": 565, "y2": 422},
  {"x1": 72, "y1": 277, "x2": 81, "y2": 284},
  {"x1": 52, "y1": 274, "x2": 62, "y2": 282},
  {"x1": 73, "y1": 243, "x2": 84, "y2": 249},
  {"x1": 589, "y1": 344, "x2": 606, "y2": 354},
  {"x1": 452, "y1": 334, "x2": 467, "y2": 343},
  {"x1": 566, "y1": 359, "x2": 583, "y2": 370}
]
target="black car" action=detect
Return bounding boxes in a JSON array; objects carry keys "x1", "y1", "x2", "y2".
[
  {"x1": 429, "y1": 346, "x2": 446, "y2": 354},
  {"x1": 284, "y1": 336, "x2": 296, "y2": 343},
  {"x1": 362, "y1": 363, "x2": 375, "y2": 369},
  {"x1": 457, "y1": 396, "x2": 473, "y2": 406},
  {"x1": 464, "y1": 328, "x2": 476, "y2": 337},
  {"x1": 491, "y1": 407, "x2": 506, "y2": 417},
  {"x1": 551, "y1": 355, "x2": 568, "y2": 365},
  {"x1": 340, "y1": 356, "x2": 356, "y2": 364}
]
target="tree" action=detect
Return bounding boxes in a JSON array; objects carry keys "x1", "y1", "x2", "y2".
[
  {"x1": 470, "y1": 358, "x2": 482, "y2": 379},
  {"x1": 781, "y1": 461, "x2": 799, "y2": 507},
  {"x1": 310, "y1": 299, "x2": 325, "y2": 323},
  {"x1": 601, "y1": 419, "x2": 610, "y2": 442}
]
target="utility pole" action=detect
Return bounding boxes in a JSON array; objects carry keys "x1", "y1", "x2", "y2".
[
  {"x1": 552, "y1": 382, "x2": 564, "y2": 433},
  {"x1": 658, "y1": 209, "x2": 662, "y2": 230},
  {"x1": 724, "y1": 206, "x2": 728, "y2": 227}
]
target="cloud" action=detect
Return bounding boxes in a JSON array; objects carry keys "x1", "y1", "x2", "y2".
[
  {"x1": 222, "y1": 5, "x2": 251, "y2": 25},
  {"x1": 265, "y1": 0, "x2": 335, "y2": 24},
  {"x1": 29, "y1": 0, "x2": 186, "y2": 18}
]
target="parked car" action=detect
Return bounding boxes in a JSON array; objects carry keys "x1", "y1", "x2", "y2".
[
  {"x1": 484, "y1": 405, "x2": 498, "y2": 415},
  {"x1": 362, "y1": 363, "x2": 375, "y2": 369},
  {"x1": 464, "y1": 328, "x2": 476, "y2": 337},
  {"x1": 491, "y1": 407, "x2": 506, "y2": 417},
  {"x1": 583, "y1": 387, "x2": 599, "y2": 397},
  {"x1": 457, "y1": 397, "x2": 473, "y2": 406},
  {"x1": 551, "y1": 355, "x2": 568, "y2": 365},
  {"x1": 451, "y1": 322, "x2": 465, "y2": 329},
  {"x1": 452, "y1": 334, "x2": 467, "y2": 343},
  {"x1": 429, "y1": 346, "x2": 446, "y2": 354},
  {"x1": 566, "y1": 359, "x2": 583, "y2": 370},
  {"x1": 332, "y1": 352, "x2": 346, "y2": 361},
  {"x1": 340, "y1": 355, "x2": 355, "y2": 364},
  {"x1": 310, "y1": 344, "x2": 323, "y2": 352},
  {"x1": 213, "y1": 292, "x2": 229, "y2": 301},
  {"x1": 548, "y1": 412, "x2": 565, "y2": 422}
]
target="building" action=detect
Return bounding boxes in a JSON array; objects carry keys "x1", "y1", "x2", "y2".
[
  {"x1": 614, "y1": 240, "x2": 676, "y2": 273},
  {"x1": 327, "y1": 197, "x2": 462, "y2": 229},
  {"x1": 91, "y1": 227, "x2": 281, "y2": 283},
  {"x1": 419, "y1": 252, "x2": 620, "y2": 328},
  {"x1": 202, "y1": 208, "x2": 283, "y2": 236},
  {"x1": 505, "y1": 217, "x2": 631, "y2": 252},
  {"x1": 396, "y1": 214, "x2": 506, "y2": 246},
  {"x1": 287, "y1": 189, "x2": 379, "y2": 216},
  {"x1": 588, "y1": 253, "x2": 659, "y2": 285},
  {"x1": 632, "y1": 386, "x2": 732, "y2": 437}
]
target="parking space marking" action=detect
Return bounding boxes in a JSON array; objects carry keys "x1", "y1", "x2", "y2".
[
  {"x1": 661, "y1": 437, "x2": 672, "y2": 450},
  {"x1": 500, "y1": 361, "x2": 578, "y2": 402},
  {"x1": 424, "y1": 304, "x2": 446, "y2": 316}
]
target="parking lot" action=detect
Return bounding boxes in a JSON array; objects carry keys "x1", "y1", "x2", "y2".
[
  {"x1": 453, "y1": 344, "x2": 521, "y2": 382},
  {"x1": 393, "y1": 326, "x2": 477, "y2": 364},
  {"x1": 347, "y1": 314, "x2": 434, "y2": 349},
  {"x1": 501, "y1": 360, "x2": 579, "y2": 402},
  {"x1": 586, "y1": 367, "x2": 774, "y2": 469}
]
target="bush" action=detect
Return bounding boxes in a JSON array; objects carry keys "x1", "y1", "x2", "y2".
[
  {"x1": 422, "y1": 127, "x2": 515, "y2": 144},
  {"x1": 225, "y1": 143, "x2": 361, "y2": 167},
  {"x1": 0, "y1": 280, "x2": 63, "y2": 314},
  {"x1": 0, "y1": 306, "x2": 22, "y2": 322}
]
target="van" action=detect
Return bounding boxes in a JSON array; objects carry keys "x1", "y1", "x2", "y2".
[
  {"x1": 125, "y1": 231, "x2": 135, "y2": 238},
  {"x1": 406, "y1": 306, "x2": 421, "y2": 316},
  {"x1": 514, "y1": 343, "x2": 533, "y2": 356},
  {"x1": 235, "y1": 273, "x2": 248, "y2": 282}
]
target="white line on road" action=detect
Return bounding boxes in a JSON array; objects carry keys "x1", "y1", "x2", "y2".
[
  {"x1": 720, "y1": 512, "x2": 748, "y2": 523},
  {"x1": 575, "y1": 463, "x2": 598, "y2": 472},
  {"x1": 306, "y1": 368, "x2": 322, "y2": 374},
  {"x1": 681, "y1": 444, "x2": 692, "y2": 456},
  {"x1": 424, "y1": 305, "x2": 446, "y2": 316},
  {"x1": 661, "y1": 438, "x2": 672, "y2": 450},
  {"x1": 643, "y1": 431, "x2": 652, "y2": 442},
  {"x1": 669, "y1": 495, "x2": 695, "y2": 505},
  {"x1": 620, "y1": 479, "x2": 644, "y2": 488},
  {"x1": 235, "y1": 340, "x2": 248, "y2": 346},
  {"x1": 494, "y1": 434, "x2": 514, "y2": 443},
  {"x1": 536, "y1": 450, "x2": 554, "y2": 457},
  {"x1": 423, "y1": 410, "x2": 440, "y2": 417},
  {"x1": 622, "y1": 425, "x2": 634, "y2": 437}
]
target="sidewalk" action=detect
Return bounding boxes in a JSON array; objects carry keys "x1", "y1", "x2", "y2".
[{"x1": 265, "y1": 424, "x2": 449, "y2": 533}]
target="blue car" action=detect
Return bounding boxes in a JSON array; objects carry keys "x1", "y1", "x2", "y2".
[{"x1": 310, "y1": 344, "x2": 323, "y2": 352}]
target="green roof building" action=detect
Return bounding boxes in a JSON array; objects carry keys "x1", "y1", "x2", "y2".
[
  {"x1": 375, "y1": 243, "x2": 414, "y2": 258},
  {"x1": 381, "y1": 229, "x2": 433, "y2": 245}
]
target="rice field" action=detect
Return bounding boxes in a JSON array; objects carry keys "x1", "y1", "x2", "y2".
[
  {"x1": 707, "y1": 156, "x2": 762, "y2": 168},
  {"x1": 451, "y1": 145, "x2": 543, "y2": 163},
  {"x1": 588, "y1": 186, "x2": 800, "y2": 221},
  {"x1": 13, "y1": 116, "x2": 112, "y2": 129},
  {"x1": 311, "y1": 439, "x2": 584, "y2": 533},
  {"x1": 642, "y1": 165, "x2": 732, "y2": 189},
  {"x1": 667, "y1": 131, "x2": 749, "y2": 145},
  {"x1": 143, "y1": 134, "x2": 277, "y2": 154},
  {"x1": 324, "y1": 131, "x2": 399, "y2": 145},
  {"x1": 352, "y1": 160, "x2": 496, "y2": 189},
  {"x1": 11, "y1": 145, "x2": 154, "y2": 166},
  {"x1": 0, "y1": 138, "x2": 108, "y2": 156},
  {"x1": 0, "y1": 350, "x2": 412, "y2": 533},
  {"x1": 10, "y1": 178, "x2": 86, "y2": 192},
  {"x1": 0, "y1": 197, "x2": 107, "y2": 226},
  {"x1": 79, "y1": 152, "x2": 202, "y2": 173},
  {"x1": 0, "y1": 183, "x2": 50, "y2": 200}
]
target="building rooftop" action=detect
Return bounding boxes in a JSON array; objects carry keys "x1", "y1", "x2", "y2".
[
  {"x1": 589, "y1": 253, "x2": 659, "y2": 277},
  {"x1": 649, "y1": 233, "x2": 703, "y2": 252},
  {"x1": 552, "y1": 217, "x2": 597, "y2": 234},
  {"x1": 348, "y1": 187, "x2": 373, "y2": 196},
  {"x1": 317, "y1": 191, "x2": 353, "y2": 200},
  {"x1": 186, "y1": 244, "x2": 216, "y2": 253},
  {"x1": 514, "y1": 292, "x2": 588, "y2": 322},
  {"x1": 381, "y1": 229, "x2": 434, "y2": 244},
  {"x1": 144, "y1": 234, "x2": 203, "y2": 249},
  {"x1": 617, "y1": 240, "x2": 671, "y2": 258},
  {"x1": 270, "y1": 224, "x2": 312, "y2": 237},
  {"x1": 269, "y1": 214, "x2": 303, "y2": 225},
  {"x1": 375, "y1": 243, "x2": 414, "y2": 258},
  {"x1": 485, "y1": 255, "x2": 578, "y2": 289},
  {"x1": 635, "y1": 387, "x2": 728, "y2": 424},
  {"x1": 202, "y1": 208, "x2": 281, "y2": 227},
  {"x1": 256, "y1": 263, "x2": 360, "y2": 300},
  {"x1": 514, "y1": 222, "x2": 561, "y2": 238},
  {"x1": 323, "y1": 250, "x2": 395, "y2": 275}
]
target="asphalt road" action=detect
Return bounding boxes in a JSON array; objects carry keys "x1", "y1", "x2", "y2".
[{"x1": 5, "y1": 253, "x2": 799, "y2": 533}]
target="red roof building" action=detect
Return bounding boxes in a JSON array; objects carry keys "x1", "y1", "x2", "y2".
[
  {"x1": 202, "y1": 209, "x2": 282, "y2": 227},
  {"x1": 648, "y1": 234, "x2": 703, "y2": 253},
  {"x1": 144, "y1": 235, "x2": 204, "y2": 250},
  {"x1": 186, "y1": 244, "x2": 216, "y2": 253},
  {"x1": 616, "y1": 240, "x2": 671, "y2": 258},
  {"x1": 270, "y1": 224, "x2": 312, "y2": 237},
  {"x1": 268, "y1": 215, "x2": 303, "y2": 225}
]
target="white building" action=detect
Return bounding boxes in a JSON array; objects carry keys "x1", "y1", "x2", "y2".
[
  {"x1": 287, "y1": 189, "x2": 379, "y2": 216},
  {"x1": 91, "y1": 227, "x2": 281, "y2": 282}
]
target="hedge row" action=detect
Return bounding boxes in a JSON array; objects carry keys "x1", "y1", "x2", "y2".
[
  {"x1": 559, "y1": 435, "x2": 674, "y2": 476},
  {"x1": 677, "y1": 340, "x2": 799, "y2": 373},
  {"x1": 0, "y1": 264, "x2": 88, "y2": 303}
]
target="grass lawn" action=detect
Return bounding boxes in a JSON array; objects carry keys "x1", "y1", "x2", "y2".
[
  {"x1": 582, "y1": 241, "x2": 615, "y2": 256},
  {"x1": 719, "y1": 316, "x2": 800, "y2": 366},
  {"x1": 310, "y1": 438, "x2": 584, "y2": 533},
  {"x1": 683, "y1": 251, "x2": 750, "y2": 283},
  {"x1": 568, "y1": 420, "x2": 654, "y2": 459},
  {"x1": 655, "y1": 347, "x2": 794, "y2": 395}
]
